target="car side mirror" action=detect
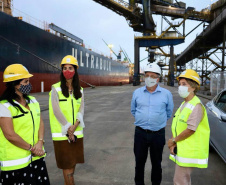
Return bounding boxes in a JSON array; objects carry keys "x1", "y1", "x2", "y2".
[
  {"x1": 206, "y1": 102, "x2": 211, "y2": 107},
  {"x1": 221, "y1": 115, "x2": 226, "y2": 122}
]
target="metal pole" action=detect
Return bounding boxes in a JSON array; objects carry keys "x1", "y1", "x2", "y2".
[
  {"x1": 222, "y1": 24, "x2": 226, "y2": 71},
  {"x1": 41, "y1": 81, "x2": 44, "y2": 93},
  {"x1": 133, "y1": 38, "x2": 140, "y2": 86},
  {"x1": 202, "y1": 58, "x2": 204, "y2": 86},
  {"x1": 206, "y1": 58, "x2": 208, "y2": 85},
  {"x1": 220, "y1": 24, "x2": 226, "y2": 89},
  {"x1": 170, "y1": 45, "x2": 174, "y2": 86},
  {"x1": 210, "y1": 71, "x2": 213, "y2": 95},
  {"x1": 183, "y1": 21, "x2": 185, "y2": 37},
  {"x1": 217, "y1": 75, "x2": 219, "y2": 95}
]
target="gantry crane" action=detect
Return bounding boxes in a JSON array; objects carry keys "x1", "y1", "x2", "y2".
[{"x1": 92, "y1": 0, "x2": 216, "y2": 86}]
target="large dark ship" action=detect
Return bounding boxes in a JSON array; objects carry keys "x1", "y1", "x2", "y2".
[{"x1": 0, "y1": 5, "x2": 131, "y2": 94}]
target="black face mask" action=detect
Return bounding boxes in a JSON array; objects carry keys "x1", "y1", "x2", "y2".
[{"x1": 19, "y1": 83, "x2": 32, "y2": 95}]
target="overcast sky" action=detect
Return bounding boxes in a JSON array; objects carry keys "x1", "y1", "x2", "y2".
[{"x1": 13, "y1": 0, "x2": 215, "y2": 71}]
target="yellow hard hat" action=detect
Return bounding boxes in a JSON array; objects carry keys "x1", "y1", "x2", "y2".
[
  {"x1": 60, "y1": 55, "x2": 79, "y2": 68},
  {"x1": 3, "y1": 64, "x2": 33, "y2": 82},
  {"x1": 177, "y1": 69, "x2": 201, "y2": 86}
]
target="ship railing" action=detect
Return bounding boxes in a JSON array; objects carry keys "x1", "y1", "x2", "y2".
[
  {"x1": 11, "y1": 6, "x2": 114, "y2": 60},
  {"x1": 86, "y1": 44, "x2": 105, "y2": 55},
  {"x1": 12, "y1": 7, "x2": 48, "y2": 31},
  {"x1": 83, "y1": 43, "x2": 117, "y2": 60}
]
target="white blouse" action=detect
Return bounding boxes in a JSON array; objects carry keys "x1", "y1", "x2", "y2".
[{"x1": 0, "y1": 104, "x2": 12, "y2": 117}]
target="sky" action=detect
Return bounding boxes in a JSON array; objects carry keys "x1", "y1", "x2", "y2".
[{"x1": 12, "y1": 0, "x2": 216, "y2": 71}]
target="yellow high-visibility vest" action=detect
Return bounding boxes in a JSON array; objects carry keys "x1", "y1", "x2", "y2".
[
  {"x1": 0, "y1": 96, "x2": 45, "y2": 171},
  {"x1": 49, "y1": 82, "x2": 83, "y2": 141},
  {"x1": 169, "y1": 96, "x2": 210, "y2": 168}
]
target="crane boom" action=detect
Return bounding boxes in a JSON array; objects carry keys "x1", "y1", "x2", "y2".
[{"x1": 102, "y1": 39, "x2": 118, "y2": 58}]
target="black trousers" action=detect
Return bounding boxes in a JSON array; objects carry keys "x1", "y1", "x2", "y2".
[{"x1": 134, "y1": 126, "x2": 165, "y2": 185}]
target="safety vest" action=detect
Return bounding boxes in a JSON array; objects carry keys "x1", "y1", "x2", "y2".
[
  {"x1": 0, "y1": 96, "x2": 44, "y2": 171},
  {"x1": 169, "y1": 96, "x2": 210, "y2": 168},
  {"x1": 49, "y1": 82, "x2": 83, "y2": 141}
]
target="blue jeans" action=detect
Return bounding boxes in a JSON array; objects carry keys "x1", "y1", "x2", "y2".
[{"x1": 134, "y1": 126, "x2": 165, "y2": 185}]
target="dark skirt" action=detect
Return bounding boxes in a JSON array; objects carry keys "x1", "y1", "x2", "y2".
[
  {"x1": 53, "y1": 138, "x2": 84, "y2": 169},
  {"x1": 0, "y1": 157, "x2": 50, "y2": 185}
]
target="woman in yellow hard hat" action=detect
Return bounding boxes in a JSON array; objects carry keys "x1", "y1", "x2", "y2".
[
  {"x1": 0, "y1": 64, "x2": 50, "y2": 185},
  {"x1": 167, "y1": 69, "x2": 210, "y2": 185},
  {"x1": 49, "y1": 55, "x2": 85, "y2": 185}
]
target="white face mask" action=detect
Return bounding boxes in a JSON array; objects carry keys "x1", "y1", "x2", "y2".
[
  {"x1": 178, "y1": 86, "x2": 190, "y2": 98},
  {"x1": 145, "y1": 77, "x2": 158, "y2": 87}
]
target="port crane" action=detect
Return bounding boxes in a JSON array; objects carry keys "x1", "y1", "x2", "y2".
[
  {"x1": 102, "y1": 39, "x2": 129, "y2": 62},
  {"x1": 92, "y1": 0, "x2": 213, "y2": 33},
  {"x1": 92, "y1": 0, "x2": 216, "y2": 86}
]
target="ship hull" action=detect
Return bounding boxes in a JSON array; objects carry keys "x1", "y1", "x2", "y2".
[{"x1": 0, "y1": 11, "x2": 129, "y2": 94}]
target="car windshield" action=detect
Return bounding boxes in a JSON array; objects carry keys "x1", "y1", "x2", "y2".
[{"x1": 214, "y1": 91, "x2": 226, "y2": 113}]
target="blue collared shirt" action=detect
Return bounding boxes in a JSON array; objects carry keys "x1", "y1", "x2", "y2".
[{"x1": 131, "y1": 85, "x2": 174, "y2": 131}]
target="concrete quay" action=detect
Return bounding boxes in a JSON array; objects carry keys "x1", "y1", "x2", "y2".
[{"x1": 32, "y1": 83, "x2": 226, "y2": 185}]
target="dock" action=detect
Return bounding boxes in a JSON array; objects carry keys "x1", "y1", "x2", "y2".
[{"x1": 32, "y1": 83, "x2": 226, "y2": 185}]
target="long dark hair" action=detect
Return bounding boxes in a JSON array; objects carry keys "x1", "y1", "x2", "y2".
[
  {"x1": 0, "y1": 79, "x2": 30, "y2": 114},
  {"x1": 60, "y1": 65, "x2": 82, "y2": 99}
]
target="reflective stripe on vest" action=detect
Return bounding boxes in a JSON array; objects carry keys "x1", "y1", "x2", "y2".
[
  {"x1": 1, "y1": 155, "x2": 31, "y2": 167},
  {"x1": 185, "y1": 103, "x2": 195, "y2": 111},
  {"x1": 52, "y1": 130, "x2": 83, "y2": 138},
  {"x1": 170, "y1": 155, "x2": 208, "y2": 165}
]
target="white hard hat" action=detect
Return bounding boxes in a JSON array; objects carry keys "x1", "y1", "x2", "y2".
[{"x1": 144, "y1": 63, "x2": 161, "y2": 75}]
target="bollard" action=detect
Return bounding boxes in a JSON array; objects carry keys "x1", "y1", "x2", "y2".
[{"x1": 41, "y1": 81, "x2": 44, "y2": 93}]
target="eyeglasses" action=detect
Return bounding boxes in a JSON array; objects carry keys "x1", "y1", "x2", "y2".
[{"x1": 145, "y1": 75, "x2": 159, "y2": 79}]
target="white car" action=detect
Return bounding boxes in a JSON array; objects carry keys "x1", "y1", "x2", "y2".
[{"x1": 206, "y1": 90, "x2": 226, "y2": 163}]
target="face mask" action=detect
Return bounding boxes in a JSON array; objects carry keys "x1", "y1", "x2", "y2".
[
  {"x1": 19, "y1": 83, "x2": 32, "y2": 95},
  {"x1": 63, "y1": 70, "x2": 75, "y2": 79},
  {"x1": 178, "y1": 86, "x2": 190, "y2": 98},
  {"x1": 145, "y1": 77, "x2": 158, "y2": 87}
]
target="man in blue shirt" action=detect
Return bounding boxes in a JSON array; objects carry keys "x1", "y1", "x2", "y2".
[{"x1": 131, "y1": 63, "x2": 174, "y2": 185}]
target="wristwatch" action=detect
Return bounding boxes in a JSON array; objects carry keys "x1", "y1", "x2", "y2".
[
  {"x1": 173, "y1": 138, "x2": 176, "y2": 144},
  {"x1": 39, "y1": 138, "x2": 45, "y2": 144}
]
